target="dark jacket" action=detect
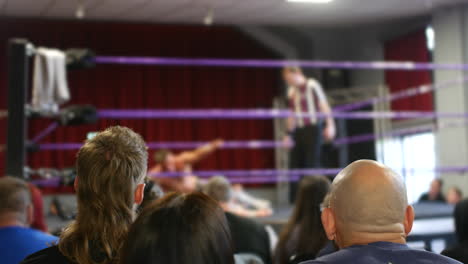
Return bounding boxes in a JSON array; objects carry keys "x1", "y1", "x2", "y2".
[
  {"x1": 302, "y1": 242, "x2": 461, "y2": 264},
  {"x1": 225, "y1": 212, "x2": 272, "y2": 264},
  {"x1": 442, "y1": 243, "x2": 468, "y2": 264},
  {"x1": 21, "y1": 246, "x2": 71, "y2": 264},
  {"x1": 443, "y1": 199, "x2": 468, "y2": 264}
]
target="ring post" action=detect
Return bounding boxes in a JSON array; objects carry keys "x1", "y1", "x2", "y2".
[{"x1": 6, "y1": 39, "x2": 31, "y2": 179}]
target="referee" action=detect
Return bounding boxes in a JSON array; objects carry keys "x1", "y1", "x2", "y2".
[{"x1": 283, "y1": 66, "x2": 336, "y2": 202}]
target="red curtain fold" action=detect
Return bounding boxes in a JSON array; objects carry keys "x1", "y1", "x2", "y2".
[
  {"x1": 384, "y1": 29, "x2": 433, "y2": 112},
  {"x1": 0, "y1": 19, "x2": 279, "y2": 177}
]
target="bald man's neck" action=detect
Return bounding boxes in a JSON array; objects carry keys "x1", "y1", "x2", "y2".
[{"x1": 337, "y1": 229, "x2": 407, "y2": 249}]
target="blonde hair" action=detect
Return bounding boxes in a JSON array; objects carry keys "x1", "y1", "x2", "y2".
[{"x1": 59, "y1": 126, "x2": 148, "y2": 264}]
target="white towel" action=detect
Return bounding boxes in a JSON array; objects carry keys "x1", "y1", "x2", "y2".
[{"x1": 32, "y1": 47, "x2": 70, "y2": 115}]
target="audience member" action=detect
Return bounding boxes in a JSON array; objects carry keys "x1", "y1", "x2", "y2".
[
  {"x1": 120, "y1": 192, "x2": 235, "y2": 264},
  {"x1": 205, "y1": 178, "x2": 271, "y2": 218},
  {"x1": 0, "y1": 176, "x2": 58, "y2": 264},
  {"x1": 232, "y1": 183, "x2": 272, "y2": 212},
  {"x1": 138, "y1": 177, "x2": 164, "y2": 213},
  {"x1": 28, "y1": 184, "x2": 48, "y2": 232},
  {"x1": 442, "y1": 199, "x2": 468, "y2": 263},
  {"x1": 204, "y1": 176, "x2": 272, "y2": 264},
  {"x1": 22, "y1": 126, "x2": 148, "y2": 264},
  {"x1": 419, "y1": 178, "x2": 445, "y2": 203},
  {"x1": 302, "y1": 160, "x2": 461, "y2": 264},
  {"x1": 229, "y1": 184, "x2": 272, "y2": 218},
  {"x1": 274, "y1": 176, "x2": 331, "y2": 264},
  {"x1": 447, "y1": 187, "x2": 463, "y2": 205}
]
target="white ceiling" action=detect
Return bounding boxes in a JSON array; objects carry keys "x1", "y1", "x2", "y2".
[{"x1": 2, "y1": 0, "x2": 468, "y2": 26}]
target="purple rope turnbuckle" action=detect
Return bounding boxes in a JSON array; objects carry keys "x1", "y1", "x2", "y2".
[
  {"x1": 94, "y1": 56, "x2": 468, "y2": 71},
  {"x1": 30, "y1": 177, "x2": 62, "y2": 188}
]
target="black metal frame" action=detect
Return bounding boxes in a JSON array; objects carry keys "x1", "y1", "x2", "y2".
[{"x1": 6, "y1": 39, "x2": 31, "y2": 179}]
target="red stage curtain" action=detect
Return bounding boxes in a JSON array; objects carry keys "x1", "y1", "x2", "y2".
[
  {"x1": 385, "y1": 29, "x2": 433, "y2": 112},
  {"x1": 0, "y1": 19, "x2": 280, "y2": 176}
]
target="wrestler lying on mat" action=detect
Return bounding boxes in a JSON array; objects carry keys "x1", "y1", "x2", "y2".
[
  {"x1": 149, "y1": 139, "x2": 224, "y2": 193},
  {"x1": 149, "y1": 139, "x2": 272, "y2": 217}
]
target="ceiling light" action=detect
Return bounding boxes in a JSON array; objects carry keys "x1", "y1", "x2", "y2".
[
  {"x1": 204, "y1": 7, "x2": 214, "y2": 26},
  {"x1": 286, "y1": 0, "x2": 333, "y2": 3},
  {"x1": 75, "y1": 0, "x2": 85, "y2": 19}
]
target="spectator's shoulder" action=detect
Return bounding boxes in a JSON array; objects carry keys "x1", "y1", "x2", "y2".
[
  {"x1": 307, "y1": 78, "x2": 321, "y2": 87},
  {"x1": 21, "y1": 245, "x2": 70, "y2": 264},
  {"x1": 31, "y1": 228, "x2": 58, "y2": 242},
  {"x1": 299, "y1": 260, "x2": 326, "y2": 264},
  {"x1": 226, "y1": 212, "x2": 266, "y2": 234},
  {"x1": 436, "y1": 251, "x2": 464, "y2": 264}
]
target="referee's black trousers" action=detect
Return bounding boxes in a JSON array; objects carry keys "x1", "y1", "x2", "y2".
[{"x1": 289, "y1": 123, "x2": 323, "y2": 203}]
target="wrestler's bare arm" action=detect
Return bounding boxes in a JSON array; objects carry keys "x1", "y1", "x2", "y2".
[{"x1": 178, "y1": 139, "x2": 224, "y2": 165}]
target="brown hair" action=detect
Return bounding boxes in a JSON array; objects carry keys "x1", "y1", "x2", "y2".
[
  {"x1": 153, "y1": 149, "x2": 171, "y2": 165},
  {"x1": 275, "y1": 176, "x2": 330, "y2": 264},
  {"x1": 0, "y1": 176, "x2": 31, "y2": 224},
  {"x1": 282, "y1": 66, "x2": 303, "y2": 76},
  {"x1": 120, "y1": 192, "x2": 235, "y2": 264},
  {"x1": 59, "y1": 126, "x2": 148, "y2": 264}
]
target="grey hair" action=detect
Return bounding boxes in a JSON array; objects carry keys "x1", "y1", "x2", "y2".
[
  {"x1": 0, "y1": 176, "x2": 31, "y2": 224},
  {"x1": 203, "y1": 176, "x2": 233, "y2": 203}
]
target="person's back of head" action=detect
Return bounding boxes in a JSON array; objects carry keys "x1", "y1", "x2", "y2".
[
  {"x1": 0, "y1": 176, "x2": 32, "y2": 227},
  {"x1": 429, "y1": 178, "x2": 443, "y2": 197},
  {"x1": 203, "y1": 176, "x2": 233, "y2": 204},
  {"x1": 321, "y1": 160, "x2": 413, "y2": 249},
  {"x1": 282, "y1": 66, "x2": 306, "y2": 87},
  {"x1": 59, "y1": 126, "x2": 148, "y2": 264},
  {"x1": 275, "y1": 176, "x2": 330, "y2": 264},
  {"x1": 138, "y1": 178, "x2": 164, "y2": 213},
  {"x1": 120, "y1": 192, "x2": 235, "y2": 264},
  {"x1": 153, "y1": 149, "x2": 171, "y2": 166},
  {"x1": 447, "y1": 187, "x2": 463, "y2": 205}
]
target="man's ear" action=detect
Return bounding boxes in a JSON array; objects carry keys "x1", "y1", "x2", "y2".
[
  {"x1": 134, "y1": 183, "x2": 146, "y2": 205},
  {"x1": 26, "y1": 204, "x2": 34, "y2": 226},
  {"x1": 404, "y1": 205, "x2": 415, "y2": 236},
  {"x1": 321, "y1": 208, "x2": 337, "y2": 241}
]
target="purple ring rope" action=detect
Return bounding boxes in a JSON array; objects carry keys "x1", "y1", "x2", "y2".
[
  {"x1": 148, "y1": 168, "x2": 341, "y2": 178},
  {"x1": 32, "y1": 122, "x2": 59, "y2": 143},
  {"x1": 335, "y1": 119, "x2": 468, "y2": 145},
  {"x1": 335, "y1": 125, "x2": 434, "y2": 145},
  {"x1": 39, "y1": 120, "x2": 468, "y2": 149},
  {"x1": 334, "y1": 78, "x2": 468, "y2": 112},
  {"x1": 39, "y1": 140, "x2": 292, "y2": 151},
  {"x1": 94, "y1": 56, "x2": 468, "y2": 71},
  {"x1": 98, "y1": 109, "x2": 468, "y2": 120},
  {"x1": 29, "y1": 166, "x2": 468, "y2": 187}
]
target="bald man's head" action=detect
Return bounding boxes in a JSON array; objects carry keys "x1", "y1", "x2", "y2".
[{"x1": 322, "y1": 160, "x2": 413, "y2": 248}]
